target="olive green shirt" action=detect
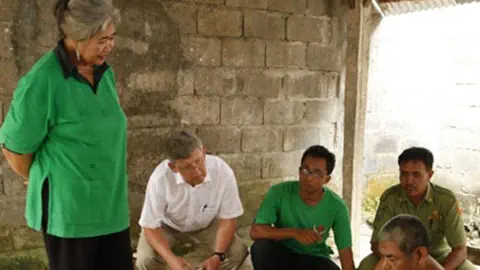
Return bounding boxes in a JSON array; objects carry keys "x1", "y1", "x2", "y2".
[
  {"x1": 371, "y1": 183, "x2": 466, "y2": 258},
  {"x1": 0, "y1": 41, "x2": 129, "y2": 238}
]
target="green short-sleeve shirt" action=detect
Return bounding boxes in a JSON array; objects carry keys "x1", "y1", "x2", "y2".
[
  {"x1": 254, "y1": 181, "x2": 352, "y2": 258},
  {"x1": 0, "y1": 42, "x2": 129, "y2": 238},
  {"x1": 371, "y1": 183, "x2": 466, "y2": 258}
]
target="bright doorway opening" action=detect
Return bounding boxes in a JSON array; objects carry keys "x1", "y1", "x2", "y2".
[{"x1": 361, "y1": 2, "x2": 480, "y2": 264}]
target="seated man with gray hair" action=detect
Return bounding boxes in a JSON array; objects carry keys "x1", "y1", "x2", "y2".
[
  {"x1": 376, "y1": 214, "x2": 444, "y2": 270},
  {"x1": 135, "y1": 130, "x2": 248, "y2": 270}
]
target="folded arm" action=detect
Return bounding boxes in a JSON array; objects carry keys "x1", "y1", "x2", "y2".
[
  {"x1": 2, "y1": 147, "x2": 33, "y2": 180},
  {"x1": 250, "y1": 224, "x2": 298, "y2": 241},
  {"x1": 441, "y1": 245, "x2": 467, "y2": 270}
]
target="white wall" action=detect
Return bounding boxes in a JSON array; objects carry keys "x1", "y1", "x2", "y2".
[{"x1": 364, "y1": 3, "x2": 480, "y2": 217}]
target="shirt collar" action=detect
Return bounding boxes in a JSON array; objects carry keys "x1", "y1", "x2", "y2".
[
  {"x1": 425, "y1": 183, "x2": 434, "y2": 204},
  {"x1": 54, "y1": 40, "x2": 75, "y2": 78},
  {"x1": 174, "y1": 171, "x2": 212, "y2": 185},
  {"x1": 53, "y1": 39, "x2": 109, "y2": 79},
  {"x1": 399, "y1": 183, "x2": 433, "y2": 204}
]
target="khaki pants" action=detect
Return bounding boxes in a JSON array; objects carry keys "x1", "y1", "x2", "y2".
[
  {"x1": 135, "y1": 221, "x2": 248, "y2": 270},
  {"x1": 357, "y1": 253, "x2": 477, "y2": 270}
]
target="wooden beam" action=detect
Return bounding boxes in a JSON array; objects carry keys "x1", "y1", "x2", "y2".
[
  {"x1": 378, "y1": 0, "x2": 424, "y2": 3},
  {"x1": 343, "y1": 0, "x2": 377, "y2": 256}
]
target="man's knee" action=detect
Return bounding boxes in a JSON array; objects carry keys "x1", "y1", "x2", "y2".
[
  {"x1": 357, "y1": 253, "x2": 380, "y2": 270},
  {"x1": 251, "y1": 239, "x2": 276, "y2": 260},
  {"x1": 136, "y1": 231, "x2": 163, "y2": 269},
  {"x1": 224, "y1": 237, "x2": 249, "y2": 268},
  {"x1": 135, "y1": 251, "x2": 159, "y2": 270},
  {"x1": 456, "y1": 259, "x2": 477, "y2": 270},
  {"x1": 135, "y1": 243, "x2": 165, "y2": 270},
  {"x1": 436, "y1": 253, "x2": 477, "y2": 270}
]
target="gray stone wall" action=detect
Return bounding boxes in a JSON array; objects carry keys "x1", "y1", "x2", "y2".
[{"x1": 0, "y1": 0, "x2": 348, "y2": 259}]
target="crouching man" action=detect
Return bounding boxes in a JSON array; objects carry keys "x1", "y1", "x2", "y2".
[{"x1": 135, "y1": 130, "x2": 248, "y2": 270}]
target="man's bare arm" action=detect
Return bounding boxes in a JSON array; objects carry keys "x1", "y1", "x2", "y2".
[
  {"x1": 441, "y1": 245, "x2": 467, "y2": 270},
  {"x1": 214, "y1": 218, "x2": 237, "y2": 253},
  {"x1": 144, "y1": 228, "x2": 177, "y2": 266},
  {"x1": 428, "y1": 255, "x2": 445, "y2": 270},
  {"x1": 250, "y1": 224, "x2": 298, "y2": 240},
  {"x1": 2, "y1": 148, "x2": 33, "y2": 180},
  {"x1": 338, "y1": 248, "x2": 355, "y2": 270}
]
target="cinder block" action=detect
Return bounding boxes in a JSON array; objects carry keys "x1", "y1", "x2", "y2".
[
  {"x1": 198, "y1": 8, "x2": 242, "y2": 37},
  {"x1": 266, "y1": 41, "x2": 306, "y2": 68},
  {"x1": 197, "y1": 126, "x2": 242, "y2": 153},
  {"x1": 244, "y1": 11, "x2": 285, "y2": 40},
  {"x1": 242, "y1": 128, "x2": 282, "y2": 153},
  {"x1": 221, "y1": 98, "x2": 263, "y2": 125}
]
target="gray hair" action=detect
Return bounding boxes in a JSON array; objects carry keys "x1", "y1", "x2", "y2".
[
  {"x1": 378, "y1": 214, "x2": 429, "y2": 256},
  {"x1": 53, "y1": 0, "x2": 121, "y2": 40},
  {"x1": 166, "y1": 130, "x2": 203, "y2": 162}
]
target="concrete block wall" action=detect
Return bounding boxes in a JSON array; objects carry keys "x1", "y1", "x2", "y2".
[{"x1": 0, "y1": 0, "x2": 348, "y2": 255}]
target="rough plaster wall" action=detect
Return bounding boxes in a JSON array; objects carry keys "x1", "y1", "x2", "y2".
[
  {"x1": 0, "y1": 0, "x2": 348, "y2": 255},
  {"x1": 364, "y1": 5, "x2": 480, "y2": 218}
]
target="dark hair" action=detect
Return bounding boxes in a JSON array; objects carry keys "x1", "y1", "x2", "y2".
[
  {"x1": 53, "y1": 0, "x2": 70, "y2": 38},
  {"x1": 379, "y1": 214, "x2": 429, "y2": 255},
  {"x1": 300, "y1": 145, "x2": 336, "y2": 175},
  {"x1": 398, "y1": 147, "x2": 434, "y2": 171}
]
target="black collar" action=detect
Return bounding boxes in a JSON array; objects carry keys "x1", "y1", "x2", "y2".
[{"x1": 53, "y1": 40, "x2": 109, "y2": 79}]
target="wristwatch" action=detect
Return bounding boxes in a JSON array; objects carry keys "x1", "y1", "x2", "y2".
[{"x1": 212, "y1": 252, "x2": 226, "y2": 262}]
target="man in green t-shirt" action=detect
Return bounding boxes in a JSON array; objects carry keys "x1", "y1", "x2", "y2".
[{"x1": 250, "y1": 145, "x2": 355, "y2": 270}]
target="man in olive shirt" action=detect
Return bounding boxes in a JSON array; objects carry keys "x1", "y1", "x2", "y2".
[{"x1": 358, "y1": 147, "x2": 476, "y2": 270}]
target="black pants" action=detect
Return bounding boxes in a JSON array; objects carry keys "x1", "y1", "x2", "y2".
[
  {"x1": 41, "y1": 181, "x2": 134, "y2": 270},
  {"x1": 251, "y1": 239, "x2": 341, "y2": 270}
]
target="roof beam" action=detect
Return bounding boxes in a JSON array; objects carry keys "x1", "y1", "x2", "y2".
[{"x1": 378, "y1": 0, "x2": 423, "y2": 3}]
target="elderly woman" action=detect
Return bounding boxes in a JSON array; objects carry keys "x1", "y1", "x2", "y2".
[{"x1": 0, "y1": 0, "x2": 132, "y2": 269}]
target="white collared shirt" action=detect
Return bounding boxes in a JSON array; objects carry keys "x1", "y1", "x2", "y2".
[{"x1": 139, "y1": 155, "x2": 244, "y2": 232}]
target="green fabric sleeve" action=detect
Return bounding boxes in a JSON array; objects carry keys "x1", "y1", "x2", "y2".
[
  {"x1": 371, "y1": 194, "x2": 395, "y2": 243},
  {"x1": 444, "y1": 199, "x2": 467, "y2": 248},
  {"x1": 0, "y1": 75, "x2": 50, "y2": 154},
  {"x1": 332, "y1": 202, "x2": 352, "y2": 250},
  {"x1": 253, "y1": 185, "x2": 280, "y2": 225}
]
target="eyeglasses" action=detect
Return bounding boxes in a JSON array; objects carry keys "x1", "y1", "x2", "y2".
[
  {"x1": 177, "y1": 156, "x2": 205, "y2": 172},
  {"x1": 299, "y1": 167, "x2": 326, "y2": 179}
]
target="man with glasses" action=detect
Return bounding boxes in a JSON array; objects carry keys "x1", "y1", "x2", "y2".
[
  {"x1": 250, "y1": 145, "x2": 355, "y2": 270},
  {"x1": 135, "y1": 130, "x2": 248, "y2": 270},
  {"x1": 375, "y1": 214, "x2": 444, "y2": 270}
]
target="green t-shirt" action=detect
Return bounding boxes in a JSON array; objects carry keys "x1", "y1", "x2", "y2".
[
  {"x1": 254, "y1": 181, "x2": 352, "y2": 258},
  {"x1": 0, "y1": 44, "x2": 129, "y2": 238}
]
